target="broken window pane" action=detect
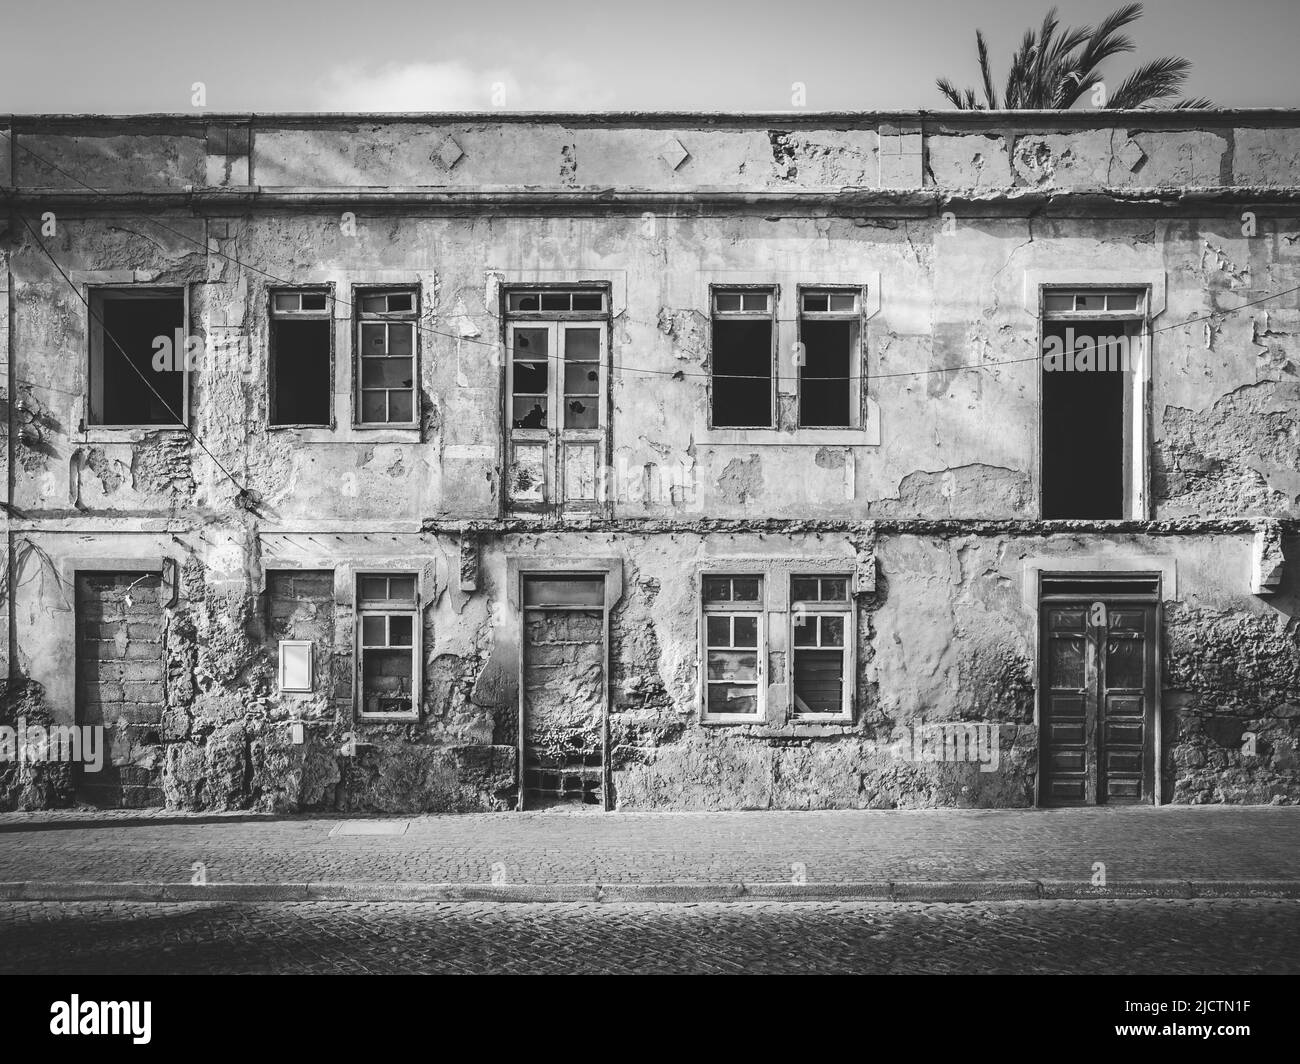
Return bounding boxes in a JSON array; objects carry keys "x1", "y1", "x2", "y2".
[
  {"x1": 90, "y1": 291, "x2": 186, "y2": 426},
  {"x1": 572, "y1": 292, "x2": 604, "y2": 311}
]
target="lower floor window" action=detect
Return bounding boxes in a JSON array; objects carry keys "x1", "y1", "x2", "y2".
[
  {"x1": 357, "y1": 573, "x2": 418, "y2": 716},
  {"x1": 791, "y1": 575, "x2": 852, "y2": 718},
  {"x1": 702, "y1": 574, "x2": 763, "y2": 717}
]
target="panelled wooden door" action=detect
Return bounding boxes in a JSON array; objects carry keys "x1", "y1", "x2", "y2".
[{"x1": 1040, "y1": 599, "x2": 1157, "y2": 805}]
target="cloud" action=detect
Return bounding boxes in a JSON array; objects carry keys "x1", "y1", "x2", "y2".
[{"x1": 315, "y1": 59, "x2": 614, "y2": 111}]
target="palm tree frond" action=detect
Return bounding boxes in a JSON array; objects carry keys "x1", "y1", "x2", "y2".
[
  {"x1": 976, "y1": 29, "x2": 999, "y2": 109},
  {"x1": 936, "y1": 77, "x2": 973, "y2": 109},
  {"x1": 1106, "y1": 55, "x2": 1193, "y2": 108}
]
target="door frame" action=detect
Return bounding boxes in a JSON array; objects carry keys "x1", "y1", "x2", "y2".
[
  {"x1": 507, "y1": 556, "x2": 623, "y2": 811},
  {"x1": 1034, "y1": 570, "x2": 1163, "y2": 807}
]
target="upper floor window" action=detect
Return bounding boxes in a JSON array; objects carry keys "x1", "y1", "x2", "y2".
[
  {"x1": 798, "y1": 288, "x2": 862, "y2": 428},
  {"x1": 270, "y1": 289, "x2": 332, "y2": 427},
  {"x1": 504, "y1": 286, "x2": 609, "y2": 514},
  {"x1": 1040, "y1": 287, "x2": 1147, "y2": 520},
  {"x1": 89, "y1": 288, "x2": 186, "y2": 427},
  {"x1": 711, "y1": 288, "x2": 775, "y2": 428},
  {"x1": 356, "y1": 289, "x2": 417, "y2": 426}
]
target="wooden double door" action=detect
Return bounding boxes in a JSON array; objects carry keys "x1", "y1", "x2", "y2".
[{"x1": 1040, "y1": 583, "x2": 1158, "y2": 806}]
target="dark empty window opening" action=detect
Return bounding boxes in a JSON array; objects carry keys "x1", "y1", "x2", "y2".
[
  {"x1": 711, "y1": 289, "x2": 774, "y2": 428},
  {"x1": 90, "y1": 290, "x2": 186, "y2": 426},
  {"x1": 1041, "y1": 316, "x2": 1139, "y2": 520},
  {"x1": 270, "y1": 290, "x2": 332, "y2": 426},
  {"x1": 799, "y1": 289, "x2": 860, "y2": 428}
]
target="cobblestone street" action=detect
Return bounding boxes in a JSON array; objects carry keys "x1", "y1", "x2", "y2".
[
  {"x1": 2, "y1": 807, "x2": 1297, "y2": 890},
  {"x1": 2, "y1": 899, "x2": 1296, "y2": 974}
]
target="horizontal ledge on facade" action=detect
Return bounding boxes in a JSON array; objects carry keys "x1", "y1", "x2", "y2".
[
  {"x1": 421, "y1": 517, "x2": 1292, "y2": 536},
  {"x1": 8, "y1": 106, "x2": 1300, "y2": 129},
  {"x1": 4, "y1": 516, "x2": 1293, "y2": 537},
  {"x1": 6, "y1": 187, "x2": 1300, "y2": 213}
]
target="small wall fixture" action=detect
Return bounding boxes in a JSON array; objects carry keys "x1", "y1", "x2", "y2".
[{"x1": 278, "y1": 640, "x2": 315, "y2": 693}]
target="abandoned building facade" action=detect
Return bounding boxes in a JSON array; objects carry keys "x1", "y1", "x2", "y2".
[{"x1": 1, "y1": 110, "x2": 1298, "y2": 813}]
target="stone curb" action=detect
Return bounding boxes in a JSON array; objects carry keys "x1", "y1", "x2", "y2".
[{"x1": 2, "y1": 879, "x2": 1299, "y2": 903}]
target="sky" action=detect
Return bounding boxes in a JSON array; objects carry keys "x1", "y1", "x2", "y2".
[{"x1": 2, "y1": 0, "x2": 1297, "y2": 113}]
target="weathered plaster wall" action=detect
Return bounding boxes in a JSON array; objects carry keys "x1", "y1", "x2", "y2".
[
  {"x1": 8, "y1": 208, "x2": 1300, "y2": 525},
  {"x1": 4, "y1": 113, "x2": 1299, "y2": 810}
]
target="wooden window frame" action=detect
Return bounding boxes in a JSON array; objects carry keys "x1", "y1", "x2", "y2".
[
  {"x1": 354, "y1": 572, "x2": 421, "y2": 720},
  {"x1": 269, "y1": 286, "x2": 335, "y2": 429},
  {"x1": 87, "y1": 285, "x2": 191, "y2": 429},
  {"x1": 1039, "y1": 285, "x2": 1150, "y2": 520},
  {"x1": 796, "y1": 285, "x2": 865, "y2": 430},
  {"x1": 709, "y1": 285, "x2": 777, "y2": 430},
  {"x1": 700, "y1": 573, "x2": 766, "y2": 722},
  {"x1": 353, "y1": 286, "x2": 419, "y2": 429},
  {"x1": 789, "y1": 574, "x2": 854, "y2": 721}
]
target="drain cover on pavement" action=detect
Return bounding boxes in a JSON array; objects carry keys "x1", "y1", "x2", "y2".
[{"x1": 328, "y1": 821, "x2": 410, "y2": 837}]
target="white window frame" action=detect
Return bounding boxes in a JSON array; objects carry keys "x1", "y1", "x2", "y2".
[
  {"x1": 355, "y1": 572, "x2": 421, "y2": 720},
  {"x1": 700, "y1": 573, "x2": 766, "y2": 722},
  {"x1": 710, "y1": 286, "x2": 777, "y2": 430},
  {"x1": 797, "y1": 286, "x2": 863, "y2": 429},
  {"x1": 789, "y1": 574, "x2": 854, "y2": 721},
  {"x1": 88, "y1": 286, "x2": 190, "y2": 428},
  {"x1": 354, "y1": 286, "x2": 419, "y2": 428},
  {"x1": 1040, "y1": 285, "x2": 1150, "y2": 520}
]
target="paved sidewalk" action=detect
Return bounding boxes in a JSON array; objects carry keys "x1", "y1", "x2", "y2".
[{"x1": 1, "y1": 806, "x2": 1297, "y2": 902}]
